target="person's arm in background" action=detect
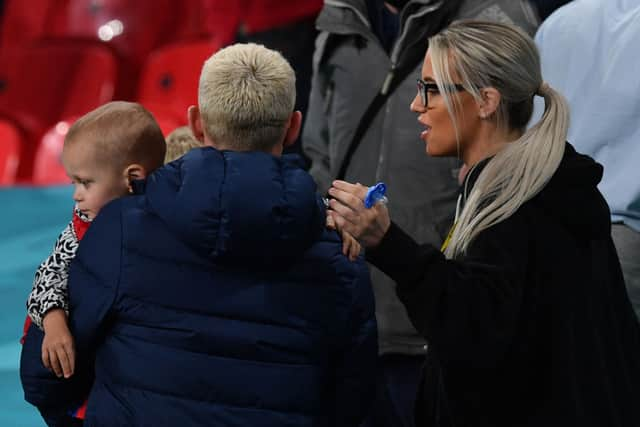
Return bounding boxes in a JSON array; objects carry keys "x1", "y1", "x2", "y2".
[
  {"x1": 332, "y1": 258, "x2": 378, "y2": 425},
  {"x1": 529, "y1": 0, "x2": 572, "y2": 21},
  {"x1": 66, "y1": 200, "x2": 122, "y2": 360},
  {"x1": 302, "y1": 32, "x2": 334, "y2": 194}
]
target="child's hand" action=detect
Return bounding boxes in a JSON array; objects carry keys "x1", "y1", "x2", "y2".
[
  {"x1": 326, "y1": 211, "x2": 337, "y2": 230},
  {"x1": 341, "y1": 229, "x2": 361, "y2": 261},
  {"x1": 41, "y1": 309, "x2": 75, "y2": 379},
  {"x1": 327, "y1": 205, "x2": 361, "y2": 261}
]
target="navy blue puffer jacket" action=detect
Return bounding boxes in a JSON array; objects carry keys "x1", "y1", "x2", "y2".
[{"x1": 25, "y1": 148, "x2": 377, "y2": 426}]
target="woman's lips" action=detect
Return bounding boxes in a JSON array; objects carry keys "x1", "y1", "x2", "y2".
[{"x1": 421, "y1": 125, "x2": 432, "y2": 139}]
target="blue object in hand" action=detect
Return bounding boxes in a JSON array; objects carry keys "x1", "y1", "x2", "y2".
[{"x1": 364, "y1": 182, "x2": 387, "y2": 208}]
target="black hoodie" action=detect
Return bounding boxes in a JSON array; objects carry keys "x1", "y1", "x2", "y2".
[{"x1": 367, "y1": 143, "x2": 640, "y2": 426}]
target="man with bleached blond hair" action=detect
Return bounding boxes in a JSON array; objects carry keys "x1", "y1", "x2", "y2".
[
  {"x1": 25, "y1": 43, "x2": 377, "y2": 426},
  {"x1": 191, "y1": 42, "x2": 300, "y2": 153}
]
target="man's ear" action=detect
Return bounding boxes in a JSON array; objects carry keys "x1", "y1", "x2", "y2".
[
  {"x1": 478, "y1": 87, "x2": 501, "y2": 119},
  {"x1": 124, "y1": 164, "x2": 147, "y2": 193},
  {"x1": 187, "y1": 105, "x2": 206, "y2": 143},
  {"x1": 283, "y1": 110, "x2": 303, "y2": 148}
]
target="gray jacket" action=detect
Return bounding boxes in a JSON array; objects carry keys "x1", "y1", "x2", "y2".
[{"x1": 303, "y1": 0, "x2": 539, "y2": 355}]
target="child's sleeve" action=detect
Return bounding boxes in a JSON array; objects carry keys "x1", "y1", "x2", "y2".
[{"x1": 27, "y1": 221, "x2": 78, "y2": 329}]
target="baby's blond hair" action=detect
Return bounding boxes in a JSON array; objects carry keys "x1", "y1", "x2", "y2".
[{"x1": 65, "y1": 101, "x2": 166, "y2": 172}]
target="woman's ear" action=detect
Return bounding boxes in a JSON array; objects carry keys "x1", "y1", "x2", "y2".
[{"x1": 478, "y1": 87, "x2": 501, "y2": 119}]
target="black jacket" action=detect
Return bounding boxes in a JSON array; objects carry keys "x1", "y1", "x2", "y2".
[{"x1": 367, "y1": 143, "x2": 640, "y2": 426}]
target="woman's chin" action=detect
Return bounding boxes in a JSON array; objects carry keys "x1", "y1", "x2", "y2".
[
  {"x1": 425, "y1": 140, "x2": 457, "y2": 158},
  {"x1": 426, "y1": 142, "x2": 443, "y2": 157}
]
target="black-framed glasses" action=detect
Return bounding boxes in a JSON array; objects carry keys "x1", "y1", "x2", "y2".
[{"x1": 416, "y1": 79, "x2": 466, "y2": 108}]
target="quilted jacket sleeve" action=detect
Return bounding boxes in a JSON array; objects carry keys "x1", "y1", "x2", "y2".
[
  {"x1": 67, "y1": 200, "x2": 122, "y2": 358},
  {"x1": 20, "y1": 201, "x2": 123, "y2": 420},
  {"x1": 333, "y1": 257, "x2": 378, "y2": 425}
]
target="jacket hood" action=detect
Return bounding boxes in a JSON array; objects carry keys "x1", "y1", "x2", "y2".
[
  {"x1": 143, "y1": 147, "x2": 325, "y2": 266},
  {"x1": 318, "y1": 0, "x2": 447, "y2": 34},
  {"x1": 533, "y1": 143, "x2": 610, "y2": 240},
  {"x1": 316, "y1": 0, "x2": 462, "y2": 75}
]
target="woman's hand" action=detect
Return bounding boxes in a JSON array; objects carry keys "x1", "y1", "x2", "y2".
[
  {"x1": 328, "y1": 180, "x2": 391, "y2": 248},
  {"x1": 42, "y1": 309, "x2": 76, "y2": 379}
]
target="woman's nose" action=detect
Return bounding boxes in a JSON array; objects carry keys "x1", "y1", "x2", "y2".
[{"x1": 410, "y1": 93, "x2": 424, "y2": 113}]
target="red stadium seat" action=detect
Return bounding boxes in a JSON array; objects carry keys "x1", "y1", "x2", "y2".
[
  {"x1": 0, "y1": 41, "x2": 118, "y2": 129},
  {"x1": 1, "y1": 0, "x2": 189, "y2": 99},
  {"x1": 199, "y1": 1, "x2": 242, "y2": 46},
  {"x1": 0, "y1": 118, "x2": 22, "y2": 185},
  {"x1": 154, "y1": 112, "x2": 186, "y2": 138},
  {"x1": 47, "y1": 0, "x2": 179, "y2": 68},
  {"x1": 1, "y1": 0, "x2": 216, "y2": 53},
  {"x1": 197, "y1": 0, "x2": 322, "y2": 40},
  {"x1": 0, "y1": 41, "x2": 118, "y2": 180},
  {"x1": 31, "y1": 119, "x2": 76, "y2": 186},
  {"x1": 242, "y1": 0, "x2": 323, "y2": 34},
  {"x1": 0, "y1": 0, "x2": 55, "y2": 53},
  {"x1": 173, "y1": 1, "x2": 216, "y2": 42},
  {"x1": 137, "y1": 40, "x2": 222, "y2": 127}
]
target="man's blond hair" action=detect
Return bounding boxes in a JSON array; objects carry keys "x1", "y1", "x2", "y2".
[
  {"x1": 65, "y1": 101, "x2": 166, "y2": 171},
  {"x1": 198, "y1": 43, "x2": 296, "y2": 151},
  {"x1": 165, "y1": 126, "x2": 202, "y2": 163}
]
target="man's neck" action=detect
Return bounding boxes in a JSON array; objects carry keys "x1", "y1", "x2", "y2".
[{"x1": 204, "y1": 140, "x2": 282, "y2": 157}]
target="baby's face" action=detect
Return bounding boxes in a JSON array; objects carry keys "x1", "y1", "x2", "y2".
[{"x1": 62, "y1": 141, "x2": 129, "y2": 220}]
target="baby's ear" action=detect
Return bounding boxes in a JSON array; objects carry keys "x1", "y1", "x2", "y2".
[
  {"x1": 125, "y1": 163, "x2": 147, "y2": 180},
  {"x1": 124, "y1": 163, "x2": 147, "y2": 194},
  {"x1": 124, "y1": 164, "x2": 147, "y2": 193}
]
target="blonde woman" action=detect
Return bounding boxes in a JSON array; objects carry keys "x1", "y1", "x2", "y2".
[{"x1": 328, "y1": 21, "x2": 640, "y2": 426}]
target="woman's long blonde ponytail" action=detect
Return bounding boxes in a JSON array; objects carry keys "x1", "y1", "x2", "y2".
[{"x1": 428, "y1": 22, "x2": 569, "y2": 258}]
